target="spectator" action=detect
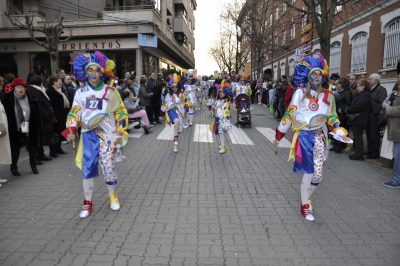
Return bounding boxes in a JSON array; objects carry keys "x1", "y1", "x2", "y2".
[
  {"x1": 46, "y1": 76, "x2": 70, "y2": 157},
  {"x1": 139, "y1": 75, "x2": 154, "y2": 122},
  {"x1": 152, "y1": 73, "x2": 163, "y2": 124},
  {"x1": 346, "y1": 79, "x2": 371, "y2": 161},
  {"x1": 283, "y1": 78, "x2": 296, "y2": 110},
  {"x1": 278, "y1": 75, "x2": 288, "y2": 116},
  {"x1": 382, "y1": 70, "x2": 400, "y2": 188},
  {"x1": 63, "y1": 75, "x2": 77, "y2": 104},
  {"x1": 1, "y1": 78, "x2": 41, "y2": 175},
  {"x1": 366, "y1": 73, "x2": 387, "y2": 159},
  {"x1": 332, "y1": 77, "x2": 352, "y2": 153},
  {"x1": 0, "y1": 100, "x2": 11, "y2": 186},
  {"x1": 147, "y1": 72, "x2": 156, "y2": 124},
  {"x1": 27, "y1": 74, "x2": 56, "y2": 163}
]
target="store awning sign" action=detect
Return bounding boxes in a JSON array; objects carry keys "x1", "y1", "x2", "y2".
[{"x1": 138, "y1": 34, "x2": 158, "y2": 48}]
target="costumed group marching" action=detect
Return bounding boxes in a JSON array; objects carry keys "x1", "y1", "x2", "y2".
[{"x1": 2, "y1": 50, "x2": 398, "y2": 223}]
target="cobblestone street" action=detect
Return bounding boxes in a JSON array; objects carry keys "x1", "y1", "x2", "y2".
[{"x1": 0, "y1": 105, "x2": 399, "y2": 266}]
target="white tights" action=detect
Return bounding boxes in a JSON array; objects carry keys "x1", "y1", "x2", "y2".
[{"x1": 300, "y1": 173, "x2": 317, "y2": 205}]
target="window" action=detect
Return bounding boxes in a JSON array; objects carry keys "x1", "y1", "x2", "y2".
[
  {"x1": 189, "y1": 42, "x2": 192, "y2": 53},
  {"x1": 273, "y1": 65, "x2": 278, "y2": 80},
  {"x1": 335, "y1": 5, "x2": 342, "y2": 14},
  {"x1": 330, "y1": 41, "x2": 342, "y2": 74},
  {"x1": 289, "y1": 59, "x2": 295, "y2": 76},
  {"x1": 274, "y1": 31, "x2": 278, "y2": 46},
  {"x1": 283, "y1": 3, "x2": 287, "y2": 13},
  {"x1": 280, "y1": 62, "x2": 286, "y2": 77},
  {"x1": 189, "y1": 20, "x2": 192, "y2": 32},
  {"x1": 383, "y1": 18, "x2": 400, "y2": 68},
  {"x1": 270, "y1": 14, "x2": 273, "y2": 26},
  {"x1": 351, "y1": 32, "x2": 368, "y2": 72},
  {"x1": 276, "y1": 7, "x2": 279, "y2": 19},
  {"x1": 290, "y1": 19, "x2": 296, "y2": 40},
  {"x1": 302, "y1": 15, "x2": 308, "y2": 28},
  {"x1": 282, "y1": 30, "x2": 286, "y2": 46}
]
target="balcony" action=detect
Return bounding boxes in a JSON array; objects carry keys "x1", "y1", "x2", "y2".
[
  {"x1": 7, "y1": 10, "x2": 45, "y2": 27},
  {"x1": 174, "y1": 16, "x2": 190, "y2": 38}
]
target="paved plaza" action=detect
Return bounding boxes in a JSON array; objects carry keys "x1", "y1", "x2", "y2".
[{"x1": 0, "y1": 105, "x2": 399, "y2": 266}]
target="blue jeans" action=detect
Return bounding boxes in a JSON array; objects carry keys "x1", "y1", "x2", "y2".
[{"x1": 393, "y1": 142, "x2": 400, "y2": 183}]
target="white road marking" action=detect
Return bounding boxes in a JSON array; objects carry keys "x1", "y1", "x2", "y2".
[
  {"x1": 256, "y1": 127, "x2": 291, "y2": 148},
  {"x1": 228, "y1": 127, "x2": 254, "y2": 145},
  {"x1": 156, "y1": 126, "x2": 174, "y2": 140},
  {"x1": 128, "y1": 131, "x2": 144, "y2": 138},
  {"x1": 193, "y1": 124, "x2": 213, "y2": 143}
]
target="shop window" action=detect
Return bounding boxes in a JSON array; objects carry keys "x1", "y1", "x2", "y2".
[
  {"x1": 289, "y1": 59, "x2": 295, "y2": 76},
  {"x1": 351, "y1": 32, "x2": 368, "y2": 72},
  {"x1": 330, "y1": 41, "x2": 341, "y2": 75},
  {"x1": 282, "y1": 30, "x2": 286, "y2": 47},
  {"x1": 280, "y1": 62, "x2": 286, "y2": 77},
  {"x1": 383, "y1": 18, "x2": 400, "y2": 68}
]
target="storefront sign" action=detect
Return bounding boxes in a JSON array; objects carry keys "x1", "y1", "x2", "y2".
[{"x1": 138, "y1": 34, "x2": 158, "y2": 48}]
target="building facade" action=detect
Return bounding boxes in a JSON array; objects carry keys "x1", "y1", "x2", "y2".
[
  {"x1": 239, "y1": 0, "x2": 400, "y2": 92},
  {"x1": 0, "y1": 0, "x2": 196, "y2": 79}
]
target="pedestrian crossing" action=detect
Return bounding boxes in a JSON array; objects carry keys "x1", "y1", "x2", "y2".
[{"x1": 138, "y1": 124, "x2": 291, "y2": 147}]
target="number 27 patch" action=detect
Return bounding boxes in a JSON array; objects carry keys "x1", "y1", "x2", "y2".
[{"x1": 85, "y1": 98, "x2": 103, "y2": 110}]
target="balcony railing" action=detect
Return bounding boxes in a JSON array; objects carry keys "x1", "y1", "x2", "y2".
[{"x1": 104, "y1": 5, "x2": 153, "y2": 11}]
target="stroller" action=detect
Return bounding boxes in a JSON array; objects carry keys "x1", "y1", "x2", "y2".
[{"x1": 235, "y1": 94, "x2": 252, "y2": 127}]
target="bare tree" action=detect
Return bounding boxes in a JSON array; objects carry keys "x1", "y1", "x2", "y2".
[
  {"x1": 209, "y1": 32, "x2": 234, "y2": 74},
  {"x1": 5, "y1": 11, "x2": 71, "y2": 75},
  {"x1": 237, "y1": 0, "x2": 273, "y2": 79},
  {"x1": 284, "y1": 0, "x2": 370, "y2": 63}
]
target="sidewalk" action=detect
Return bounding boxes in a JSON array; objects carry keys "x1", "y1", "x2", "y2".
[{"x1": 0, "y1": 104, "x2": 399, "y2": 266}]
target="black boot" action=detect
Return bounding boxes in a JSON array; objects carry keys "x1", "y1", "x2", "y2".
[{"x1": 31, "y1": 167, "x2": 39, "y2": 175}]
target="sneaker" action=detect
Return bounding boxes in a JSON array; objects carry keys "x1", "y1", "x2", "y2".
[
  {"x1": 109, "y1": 192, "x2": 120, "y2": 211},
  {"x1": 219, "y1": 145, "x2": 227, "y2": 154},
  {"x1": 300, "y1": 204, "x2": 315, "y2": 222},
  {"x1": 173, "y1": 144, "x2": 178, "y2": 153},
  {"x1": 183, "y1": 123, "x2": 189, "y2": 129},
  {"x1": 189, "y1": 122, "x2": 193, "y2": 126},
  {"x1": 79, "y1": 200, "x2": 93, "y2": 218},
  {"x1": 383, "y1": 181, "x2": 400, "y2": 188},
  {"x1": 0, "y1": 179, "x2": 8, "y2": 184}
]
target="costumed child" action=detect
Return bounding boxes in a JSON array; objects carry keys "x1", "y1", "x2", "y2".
[
  {"x1": 273, "y1": 53, "x2": 348, "y2": 222},
  {"x1": 162, "y1": 83, "x2": 184, "y2": 153},
  {"x1": 183, "y1": 76, "x2": 197, "y2": 127},
  {"x1": 210, "y1": 87, "x2": 233, "y2": 154},
  {"x1": 64, "y1": 51, "x2": 128, "y2": 219}
]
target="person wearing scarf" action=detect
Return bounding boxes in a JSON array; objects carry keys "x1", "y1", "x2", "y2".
[
  {"x1": 1, "y1": 78, "x2": 40, "y2": 176},
  {"x1": 46, "y1": 76, "x2": 70, "y2": 157}
]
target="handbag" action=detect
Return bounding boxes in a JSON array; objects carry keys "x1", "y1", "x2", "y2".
[
  {"x1": 346, "y1": 112, "x2": 360, "y2": 122},
  {"x1": 0, "y1": 122, "x2": 7, "y2": 137}
]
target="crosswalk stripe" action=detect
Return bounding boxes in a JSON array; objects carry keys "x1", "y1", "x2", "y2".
[
  {"x1": 256, "y1": 127, "x2": 291, "y2": 148},
  {"x1": 193, "y1": 124, "x2": 213, "y2": 143},
  {"x1": 128, "y1": 131, "x2": 144, "y2": 138},
  {"x1": 156, "y1": 126, "x2": 174, "y2": 140},
  {"x1": 228, "y1": 127, "x2": 254, "y2": 145}
]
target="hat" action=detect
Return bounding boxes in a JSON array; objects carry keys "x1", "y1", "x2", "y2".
[
  {"x1": 11, "y1": 77, "x2": 27, "y2": 88},
  {"x1": 73, "y1": 51, "x2": 115, "y2": 81},
  {"x1": 292, "y1": 52, "x2": 329, "y2": 87}
]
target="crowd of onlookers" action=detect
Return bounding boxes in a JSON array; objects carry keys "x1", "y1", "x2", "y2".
[{"x1": 1, "y1": 64, "x2": 399, "y2": 188}]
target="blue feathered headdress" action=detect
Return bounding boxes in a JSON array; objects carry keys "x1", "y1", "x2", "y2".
[
  {"x1": 292, "y1": 52, "x2": 329, "y2": 87},
  {"x1": 73, "y1": 51, "x2": 115, "y2": 81},
  {"x1": 223, "y1": 87, "x2": 234, "y2": 98}
]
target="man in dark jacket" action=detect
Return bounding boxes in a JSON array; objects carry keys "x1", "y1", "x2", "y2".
[
  {"x1": 139, "y1": 75, "x2": 154, "y2": 122},
  {"x1": 146, "y1": 72, "x2": 156, "y2": 124},
  {"x1": 366, "y1": 73, "x2": 387, "y2": 159},
  {"x1": 151, "y1": 73, "x2": 163, "y2": 124}
]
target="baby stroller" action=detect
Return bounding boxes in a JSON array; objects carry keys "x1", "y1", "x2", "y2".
[{"x1": 235, "y1": 94, "x2": 252, "y2": 127}]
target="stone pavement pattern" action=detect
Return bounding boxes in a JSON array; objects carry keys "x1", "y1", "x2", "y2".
[{"x1": 0, "y1": 104, "x2": 399, "y2": 266}]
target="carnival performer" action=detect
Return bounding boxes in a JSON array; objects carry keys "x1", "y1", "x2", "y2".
[
  {"x1": 162, "y1": 83, "x2": 184, "y2": 153},
  {"x1": 210, "y1": 87, "x2": 233, "y2": 154},
  {"x1": 64, "y1": 51, "x2": 128, "y2": 219},
  {"x1": 183, "y1": 76, "x2": 198, "y2": 127},
  {"x1": 273, "y1": 53, "x2": 348, "y2": 222}
]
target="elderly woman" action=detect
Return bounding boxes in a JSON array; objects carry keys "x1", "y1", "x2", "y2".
[
  {"x1": 1, "y1": 78, "x2": 40, "y2": 176},
  {"x1": 47, "y1": 76, "x2": 70, "y2": 157},
  {"x1": 0, "y1": 100, "x2": 11, "y2": 185},
  {"x1": 346, "y1": 79, "x2": 372, "y2": 161}
]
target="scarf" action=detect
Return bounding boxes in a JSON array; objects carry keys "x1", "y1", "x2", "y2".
[
  {"x1": 31, "y1": 84, "x2": 50, "y2": 101},
  {"x1": 14, "y1": 90, "x2": 30, "y2": 130},
  {"x1": 54, "y1": 86, "x2": 70, "y2": 108}
]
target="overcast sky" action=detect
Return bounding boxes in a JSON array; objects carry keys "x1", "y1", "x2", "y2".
[{"x1": 194, "y1": 0, "x2": 232, "y2": 76}]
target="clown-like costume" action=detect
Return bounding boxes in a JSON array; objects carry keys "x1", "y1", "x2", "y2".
[
  {"x1": 210, "y1": 89, "x2": 232, "y2": 154},
  {"x1": 274, "y1": 53, "x2": 347, "y2": 222},
  {"x1": 65, "y1": 51, "x2": 128, "y2": 219},
  {"x1": 162, "y1": 85, "x2": 184, "y2": 153},
  {"x1": 183, "y1": 81, "x2": 198, "y2": 126}
]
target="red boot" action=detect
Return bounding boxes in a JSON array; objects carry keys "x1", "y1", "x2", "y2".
[{"x1": 300, "y1": 204, "x2": 315, "y2": 222}]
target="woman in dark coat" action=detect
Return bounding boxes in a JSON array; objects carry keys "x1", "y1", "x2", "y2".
[
  {"x1": 1, "y1": 78, "x2": 40, "y2": 175},
  {"x1": 345, "y1": 79, "x2": 372, "y2": 160},
  {"x1": 46, "y1": 76, "x2": 70, "y2": 157},
  {"x1": 27, "y1": 74, "x2": 57, "y2": 162}
]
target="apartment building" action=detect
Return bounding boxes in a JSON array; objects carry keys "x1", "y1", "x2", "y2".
[
  {"x1": 0, "y1": 0, "x2": 196, "y2": 79},
  {"x1": 239, "y1": 0, "x2": 400, "y2": 91}
]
